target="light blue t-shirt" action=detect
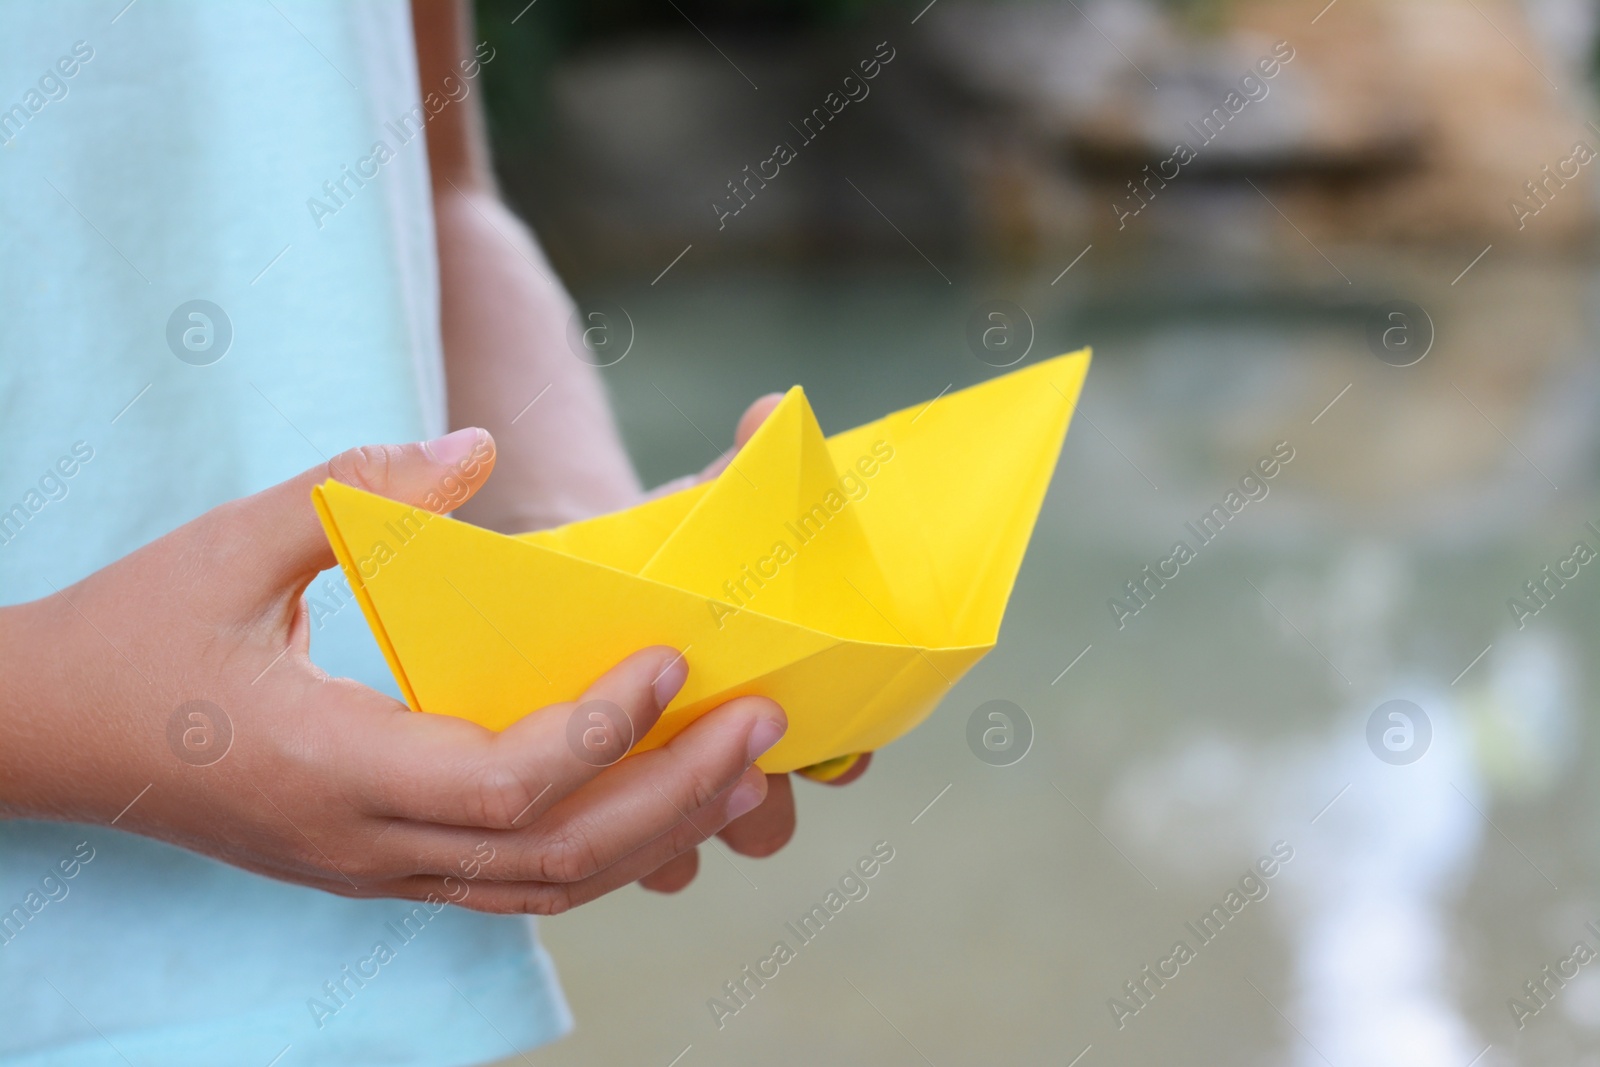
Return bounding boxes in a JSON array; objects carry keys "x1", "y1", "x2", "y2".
[{"x1": 0, "y1": 3, "x2": 571, "y2": 1063}]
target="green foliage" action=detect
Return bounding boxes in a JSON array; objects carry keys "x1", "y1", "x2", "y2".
[{"x1": 1149, "y1": 0, "x2": 1231, "y2": 32}]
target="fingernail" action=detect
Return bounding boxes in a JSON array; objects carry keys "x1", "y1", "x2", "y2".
[
  {"x1": 653, "y1": 651, "x2": 689, "y2": 710},
  {"x1": 747, "y1": 714, "x2": 787, "y2": 763},
  {"x1": 727, "y1": 779, "x2": 764, "y2": 820},
  {"x1": 423, "y1": 427, "x2": 483, "y2": 467}
]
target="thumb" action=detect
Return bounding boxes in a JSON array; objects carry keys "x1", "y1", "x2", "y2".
[
  {"x1": 234, "y1": 426, "x2": 496, "y2": 595},
  {"x1": 646, "y1": 392, "x2": 784, "y2": 501},
  {"x1": 734, "y1": 392, "x2": 783, "y2": 449}
]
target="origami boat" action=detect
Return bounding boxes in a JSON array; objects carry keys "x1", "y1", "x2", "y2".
[{"x1": 313, "y1": 349, "x2": 1089, "y2": 774}]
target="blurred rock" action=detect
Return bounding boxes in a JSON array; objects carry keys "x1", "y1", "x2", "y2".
[
  {"x1": 1268, "y1": 0, "x2": 1597, "y2": 246},
  {"x1": 923, "y1": 0, "x2": 1599, "y2": 251},
  {"x1": 501, "y1": 0, "x2": 1600, "y2": 275},
  {"x1": 512, "y1": 32, "x2": 973, "y2": 277}
]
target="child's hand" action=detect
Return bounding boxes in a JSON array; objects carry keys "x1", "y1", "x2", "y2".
[
  {"x1": 638, "y1": 750, "x2": 873, "y2": 893},
  {"x1": 635, "y1": 395, "x2": 874, "y2": 895},
  {"x1": 0, "y1": 429, "x2": 786, "y2": 914}
]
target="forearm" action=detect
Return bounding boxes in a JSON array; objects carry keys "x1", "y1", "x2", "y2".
[
  {"x1": 0, "y1": 599, "x2": 62, "y2": 820},
  {"x1": 0, "y1": 582, "x2": 166, "y2": 825},
  {"x1": 435, "y1": 187, "x2": 641, "y2": 532},
  {"x1": 411, "y1": 0, "x2": 639, "y2": 533}
]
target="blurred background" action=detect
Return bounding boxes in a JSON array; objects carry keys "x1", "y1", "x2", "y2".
[{"x1": 474, "y1": 1, "x2": 1600, "y2": 1064}]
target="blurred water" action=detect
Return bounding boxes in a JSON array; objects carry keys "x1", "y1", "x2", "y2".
[{"x1": 508, "y1": 254, "x2": 1600, "y2": 1067}]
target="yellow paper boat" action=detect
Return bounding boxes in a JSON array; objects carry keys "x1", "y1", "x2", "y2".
[{"x1": 312, "y1": 349, "x2": 1089, "y2": 774}]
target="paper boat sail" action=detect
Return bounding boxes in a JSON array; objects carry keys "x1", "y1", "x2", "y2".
[{"x1": 312, "y1": 349, "x2": 1090, "y2": 774}]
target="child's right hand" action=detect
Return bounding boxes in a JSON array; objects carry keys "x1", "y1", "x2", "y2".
[{"x1": 0, "y1": 428, "x2": 788, "y2": 913}]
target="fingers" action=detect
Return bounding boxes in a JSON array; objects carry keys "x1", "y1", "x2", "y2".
[
  {"x1": 366, "y1": 695, "x2": 782, "y2": 882},
  {"x1": 492, "y1": 644, "x2": 693, "y2": 827},
  {"x1": 348, "y1": 675, "x2": 780, "y2": 876},
  {"x1": 734, "y1": 393, "x2": 784, "y2": 448},
  {"x1": 638, "y1": 847, "x2": 699, "y2": 893},
  {"x1": 237, "y1": 426, "x2": 497, "y2": 592},
  {"x1": 648, "y1": 392, "x2": 785, "y2": 497},
  {"x1": 701, "y1": 393, "x2": 784, "y2": 481},
  {"x1": 819, "y1": 751, "x2": 873, "y2": 787},
  {"x1": 717, "y1": 772, "x2": 794, "y2": 858},
  {"x1": 348, "y1": 646, "x2": 687, "y2": 828},
  {"x1": 492, "y1": 694, "x2": 779, "y2": 883},
  {"x1": 363, "y1": 766, "x2": 768, "y2": 914},
  {"x1": 646, "y1": 754, "x2": 856, "y2": 883}
]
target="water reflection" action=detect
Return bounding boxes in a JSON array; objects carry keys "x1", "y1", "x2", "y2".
[
  {"x1": 1108, "y1": 685, "x2": 1489, "y2": 1067},
  {"x1": 528, "y1": 253, "x2": 1600, "y2": 1066}
]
